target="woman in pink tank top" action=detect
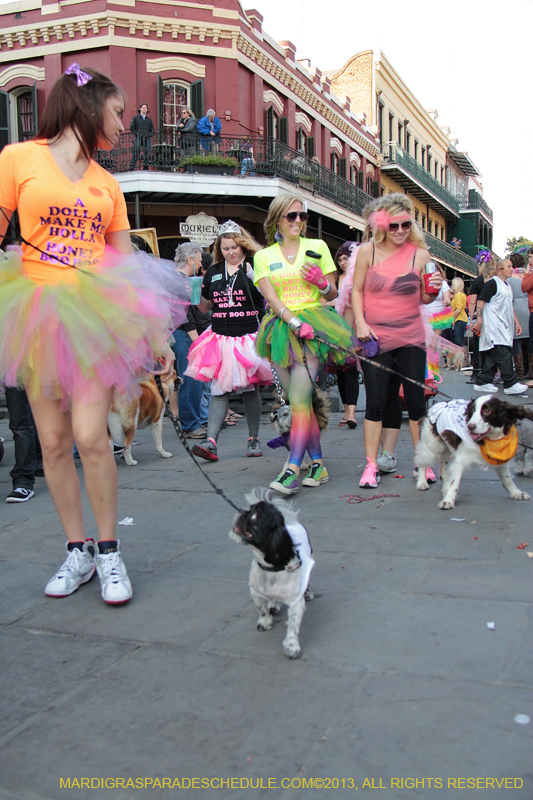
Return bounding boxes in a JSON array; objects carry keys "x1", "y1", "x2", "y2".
[{"x1": 352, "y1": 194, "x2": 442, "y2": 489}]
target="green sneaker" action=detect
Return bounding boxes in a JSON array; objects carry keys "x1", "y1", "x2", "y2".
[
  {"x1": 302, "y1": 462, "x2": 329, "y2": 487},
  {"x1": 270, "y1": 468, "x2": 299, "y2": 495}
]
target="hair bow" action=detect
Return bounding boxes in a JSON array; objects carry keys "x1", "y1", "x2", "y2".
[{"x1": 65, "y1": 63, "x2": 93, "y2": 87}]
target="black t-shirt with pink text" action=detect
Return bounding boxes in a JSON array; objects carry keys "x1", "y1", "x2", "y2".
[{"x1": 202, "y1": 261, "x2": 264, "y2": 337}]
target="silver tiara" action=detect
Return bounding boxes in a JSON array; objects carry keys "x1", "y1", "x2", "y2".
[{"x1": 218, "y1": 220, "x2": 242, "y2": 236}]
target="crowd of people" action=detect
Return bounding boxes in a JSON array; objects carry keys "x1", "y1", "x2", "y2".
[{"x1": 1, "y1": 63, "x2": 530, "y2": 610}]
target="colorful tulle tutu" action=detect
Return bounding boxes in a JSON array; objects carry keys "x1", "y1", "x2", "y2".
[
  {"x1": 428, "y1": 308, "x2": 454, "y2": 330},
  {"x1": 185, "y1": 329, "x2": 273, "y2": 395},
  {"x1": 255, "y1": 306, "x2": 357, "y2": 368},
  {"x1": 0, "y1": 248, "x2": 189, "y2": 407}
]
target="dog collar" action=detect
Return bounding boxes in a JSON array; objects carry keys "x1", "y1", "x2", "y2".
[
  {"x1": 480, "y1": 425, "x2": 519, "y2": 465},
  {"x1": 257, "y1": 557, "x2": 302, "y2": 573}
]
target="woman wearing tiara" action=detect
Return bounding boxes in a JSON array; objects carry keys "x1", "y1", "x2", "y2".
[
  {"x1": 0, "y1": 65, "x2": 186, "y2": 605},
  {"x1": 185, "y1": 220, "x2": 272, "y2": 461}
]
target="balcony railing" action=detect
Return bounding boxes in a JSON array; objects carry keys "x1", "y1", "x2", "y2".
[
  {"x1": 382, "y1": 142, "x2": 460, "y2": 215},
  {"x1": 95, "y1": 132, "x2": 374, "y2": 219},
  {"x1": 458, "y1": 190, "x2": 493, "y2": 222},
  {"x1": 424, "y1": 231, "x2": 479, "y2": 277}
]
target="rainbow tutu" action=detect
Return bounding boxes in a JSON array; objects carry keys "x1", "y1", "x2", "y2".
[
  {"x1": 254, "y1": 306, "x2": 357, "y2": 368},
  {"x1": 429, "y1": 308, "x2": 454, "y2": 330},
  {"x1": 185, "y1": 329, "x2": 273, "y2": 395},
  {"x1": 0, "y1": 249, "x2": 189, "y2": 407}
]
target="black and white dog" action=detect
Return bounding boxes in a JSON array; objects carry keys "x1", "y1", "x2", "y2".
[
  {"x1": 416, "y1": 396, "x2": 533, "y2": 509},
  {"x1": 230, "y1": 488, "x2": 314, "y2": 659}
]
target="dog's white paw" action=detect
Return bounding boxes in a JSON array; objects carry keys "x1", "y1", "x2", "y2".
[
  {"x1": 158, "y1": 449, "x2": 173, "y2": 459},
  {"x1": 417, "y1": 480, "x2": 429, "y2": 491},
  {"x1": 283, "y1": 636, "x2": 302, "y2": 659},
  {"x1": 257, "y1": 617, "x2": 273, "y2": 631},
  {"x1": 438, "y1": 498, "x2": 455, "y2": 510},
  {"x1": 511, "y1": 491, "x2": 530, "y2": 501},
  {"x1": 124, "y1": 457, "x2": 138, "y2": 466}
]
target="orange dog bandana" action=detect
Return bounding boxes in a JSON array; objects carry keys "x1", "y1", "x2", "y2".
[{"x1": 480, "y1": 426, "x2": 519, "y2": 465}]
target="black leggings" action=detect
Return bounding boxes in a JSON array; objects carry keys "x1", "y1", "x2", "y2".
[
  {"x1": 336, "y1": 367, "x2": 360, "y2": 406},
  {"x1": 362, "y1": 346, "x2": 426, "y2": 428}
]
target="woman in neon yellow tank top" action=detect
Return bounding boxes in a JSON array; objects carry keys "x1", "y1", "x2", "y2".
[{"x1": 254, "y1": 193, "x2": 356, "y2": 495}]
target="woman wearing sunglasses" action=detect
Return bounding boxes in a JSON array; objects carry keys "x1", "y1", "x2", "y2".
[
  {"x1": 352, "y1": 193, "x2": 442, "y2": 489},
  {"x1": 254, "y1": 193, "x2": 355, "y2": 495}
]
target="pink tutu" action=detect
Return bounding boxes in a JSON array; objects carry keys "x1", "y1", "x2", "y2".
[
  {"x1": 185, "y1": 329, "x2": 273, "y2": 395},
  {"x1": 0, "y1": 248, "x2": 189, "y2": 408}
]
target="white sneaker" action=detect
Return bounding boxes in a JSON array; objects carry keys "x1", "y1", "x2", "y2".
[
  {"x1": 96, "y1": 540, "x2": 132, "y2": 604},
  {"x1": 473, "y1": 383, "x2": 498, "y2": 393},
  {"x1": 45, "y1": 540, "x2": 96, "y2": 597},
  {"x1": 503, "y1": 382, "x2": 528, "y2": 395},
  {"x1": 377, "y1": 451, "x2": 397, "y2": 473}
]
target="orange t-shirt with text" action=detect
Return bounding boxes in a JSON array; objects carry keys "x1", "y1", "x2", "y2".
[{"x1": 0, "y1": 140, "x2": 130, "y2": 284}]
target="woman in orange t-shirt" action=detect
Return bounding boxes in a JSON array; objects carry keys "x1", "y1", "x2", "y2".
[{"x1": 0, "y1": 65, "x2": 186, "y2": 606}]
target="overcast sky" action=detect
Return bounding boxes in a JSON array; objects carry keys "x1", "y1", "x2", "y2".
[{"x1": 248, "y1": 0, "x2": 532, "y2": 254}]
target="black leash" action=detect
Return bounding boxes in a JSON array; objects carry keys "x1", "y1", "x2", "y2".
[
  {"x1": 153, "y1": 374, "x2": 244, "y2": 513},
  {"x1": 312, "y1": 334, "x2": 454, "y2": 401}
]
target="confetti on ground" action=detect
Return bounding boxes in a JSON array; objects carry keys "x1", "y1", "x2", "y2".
[
  {"x1": 486, "y1": 622, "x2": 495, "y2": 630},
  {"x1": 514, "y1": 714, "x2": 530, "y2": 725},
  {"x1": 118, "y1": 517, "x2": 135, "y2": 526},
  {"x1": 517, "y1": 543, "x2": 529, "y2": 549},
  {"x1": 473, "y1": 537, "x2": 478, "y2": 540},
  {"x1": 393, "y1": 474, "x2": 404, "y2": 478},
  {"x1": 527, "y1": 552, "x2": 533, "y2": 558},
  {"x1": 471, "y1": 521, "x2": 477, "y2": 524},
  {"x1": 451, "y1": 518, "x2": 466, "y2": 522}
]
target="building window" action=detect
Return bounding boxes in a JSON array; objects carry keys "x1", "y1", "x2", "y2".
[
  {"x1": 388, "y1": 113, "x2": 393, "y2": 142},
  {"x1": 378, "y1": 103, "x2": 384, "y2": 146},
  {"x1": 441, "y1": 226, "x2": 445, "y2": 240},
  {"x1": 435, "y1": 161, "x2": 438, "y2": 180},
  {"x1": 381, "y1": 185, "x2": 385, "y2": 196},
  {"x1": 350, "y1": 166, "x2": 356, "y2": 184},
  {"x1": 414, "y1": 140, "x2": 418, "y2": 162},
  {"x1": 366, "y1": 176, "x2": 373, "y2": 195},
  {"x1": 441, "y1": 166, "x2": 444, "y2": 185},
  {"x1": 422, "y1": 214, "x2": 426, "y2": 230},
  {"x1": 427, "y1": 152, "x2": 432, "y2": 173},
  {"x1": 297, "y1": 127, "x2": 307, "y2": 152},
  {"x1": 339, "y1": 158, "x2": 347, "y2": 179},
  {"x1": 266, "y1": 106, "x2": 277, "y2": 139},
  {"x1": 414, "y1": 208, "x2": 419, "y2": 222},
  {"x1": 305, "y1": 136, "x2": 315, "y2": 158},
  {"x1": 405, "y1": 131, "x2": 410, "y2": 154},
  {"x1": 330, "y1": 152, "x2": 339, "y2": 173},
  {"x1": 162, "y1": 82, "x2": 189, "y2": 134},
  {"x1": 421, "y1": 147, "x2": 425, "y2": 169},
  {"x1": 397, "y1": 121, "x2": 403, "y2": 147}
]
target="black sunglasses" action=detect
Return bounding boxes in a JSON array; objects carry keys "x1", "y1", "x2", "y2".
[
  {"x1": 388, "y1": 220, "x2": 412, "y2": 232},
  {"x1": 284, "y1": 211, "x2": 308, "y2": 223}
]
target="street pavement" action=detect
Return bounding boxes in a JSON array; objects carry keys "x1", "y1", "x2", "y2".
[{"x1": 0, "y1": 371, "x2": 532, "y2": 799}]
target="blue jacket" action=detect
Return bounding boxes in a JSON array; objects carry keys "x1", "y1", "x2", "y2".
[{"x1": 197, "y1": 115, "x2": 222, "y2": 145}]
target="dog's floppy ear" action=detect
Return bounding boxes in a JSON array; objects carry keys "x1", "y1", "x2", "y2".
[{"x1": 499, "y1": 401, "x2": 533, "y2": 432}]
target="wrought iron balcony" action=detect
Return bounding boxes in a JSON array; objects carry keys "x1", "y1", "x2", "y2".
[
  {"x1": 95, "y1": 132, "x2": 374, "y2": 219},
  {"x1": 458, "y1": 190, "x2": 493, "y2": 223},
  {"x1": 424, "y1": 231, "x2": 479, "y2": 277},
  {"x1": 381, "y1": 142, "x2": 460, "y2": 218}
]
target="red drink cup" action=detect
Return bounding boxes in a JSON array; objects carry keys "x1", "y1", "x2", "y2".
[{"x1": 424, "y1": 262, "x2": 439, "y2": 296}]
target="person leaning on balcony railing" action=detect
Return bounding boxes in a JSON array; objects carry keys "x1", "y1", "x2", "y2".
[
  {"x1": 129, "y1": 103, "x2": 154, "y2": 171},
  {"x1": 176, "y1": 107, "x2": 197, "y2": 155},
  {"x1": 197, "y1": 109, "x2": 222, "y2": 154},
  {"x1": 352, "y1": 192, "x2": 443, "y2": 490}
]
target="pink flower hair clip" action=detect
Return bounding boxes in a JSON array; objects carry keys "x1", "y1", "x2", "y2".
[
  {"x1": 65, "y1": 63, "x2": 93, "y2": 87},
  {"x1": 368, "y1": 209, "x2": 392, "y2": 231}
]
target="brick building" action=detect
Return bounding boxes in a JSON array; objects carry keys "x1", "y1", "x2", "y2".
[{"x1": 0, "y1": 0, "x2": 382, "y2": 255}]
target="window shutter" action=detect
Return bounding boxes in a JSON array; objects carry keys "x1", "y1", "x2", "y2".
[
  {"x1": 372, "y1": 180, "x2": 380, "y2": 198},
  {"x1": 339, "y1": 158, "x2": 347, "y2": 179},
  {"x1": 357, "y1": 171, "x2": 364, "y2": 189},
  {"x1": 278, "y1": 116, "x2": 288, "y2": 144},
  {"x1": 0, "y1": 90, "x2": 10, "y2": 152},
  {"x1": 157, "y1": 75, "x2": 164, "y2": 136},
  {"x1": 31, "y1": 82, "x2": 37, "y2": 137},
  {"x1": 266, "y1": 106, "x2": 275, "y2": 139},
  {"x1": 305, "y1": 136, "x2": 315, "y2": 158},
  {"x1": 190, "y1": 79, "x2": 204, "y2": 121}
]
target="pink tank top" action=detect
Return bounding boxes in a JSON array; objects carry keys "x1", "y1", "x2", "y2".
[{"x1": 363, "y1": 242, "x2": 426, "y2": 354}]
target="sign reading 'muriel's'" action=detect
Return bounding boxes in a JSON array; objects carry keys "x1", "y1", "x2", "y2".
[{"x1": 180, "y1": 212, "x2": 220, "y2": 246}]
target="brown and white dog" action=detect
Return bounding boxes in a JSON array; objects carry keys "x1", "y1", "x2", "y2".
[
  {"x1": 108, "y1": 375, "x2": 175, "y2": 466},
  {"x1": 415, "y1": 396, "x2": 533, "y2": 509}
]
